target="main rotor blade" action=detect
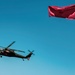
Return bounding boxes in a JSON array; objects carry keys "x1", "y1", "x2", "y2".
[
  {"x1": 0, "y1": 45, "x2": 25, "y2": 53},
  {"x1": 0, "y1": 46, "x2": 5, "y2": 48},
  {"x1": 11, "y1": 49, "x2": 25, "y2": 53},
  {"x1": 6, "y1": 41, "x2": 16, "y2": 49}
]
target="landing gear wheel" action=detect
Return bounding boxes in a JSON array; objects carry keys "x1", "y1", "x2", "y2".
[
  {"x1": 0, "y1": 56, "x2": 2, "y2": 58},
  {"x1": 22, "y1": 58, "x2": 24, "y2": 61}
]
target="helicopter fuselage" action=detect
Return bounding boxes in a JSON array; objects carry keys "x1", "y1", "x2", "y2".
[{"x1": 0, "y1": 50, "x2": 25, "y2": 58}]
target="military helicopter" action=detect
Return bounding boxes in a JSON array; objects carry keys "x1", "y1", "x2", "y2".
[{"x1": 0, "y1": 41, "x2": 34, "y2": 61}]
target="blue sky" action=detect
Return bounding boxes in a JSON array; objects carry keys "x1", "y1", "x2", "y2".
[{"x1": 0, "y1": 0, "x2": 75, "y2": 75}]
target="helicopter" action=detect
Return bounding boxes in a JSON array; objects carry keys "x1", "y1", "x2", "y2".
[{"x1": 0, "y1": 41, "x2": 34, "y2": 61}]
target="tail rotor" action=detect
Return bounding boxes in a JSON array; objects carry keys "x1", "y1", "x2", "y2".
[{"x1": 28, "y1": 50, "x2": 35, "y2": 55}]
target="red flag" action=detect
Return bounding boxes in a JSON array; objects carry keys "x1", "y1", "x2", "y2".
[{"x1": 48, "y1": 5, "x2": 75, "y2": 19}]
